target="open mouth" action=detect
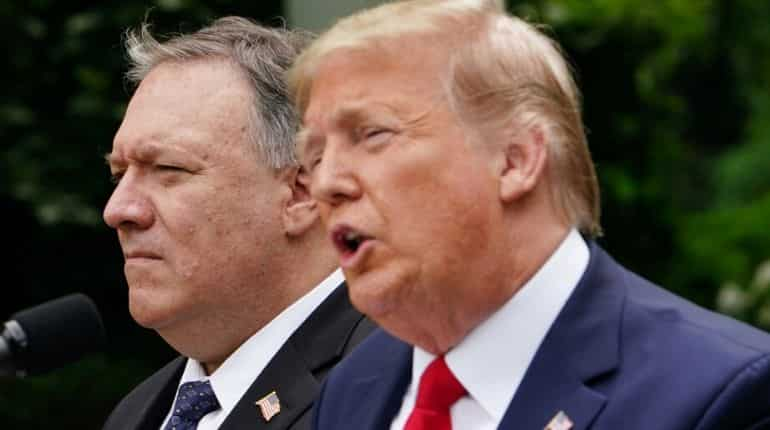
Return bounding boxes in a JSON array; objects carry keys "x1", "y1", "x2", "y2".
[{"x1": 331, "y1": 225, "x2": 373, "y2": 258}]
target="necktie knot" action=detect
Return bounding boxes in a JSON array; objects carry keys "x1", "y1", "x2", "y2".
[
  {"x1": 164, "y1": 380, "x2": 221, "y2": 430},
  {"x1": 415, "y1": 356, "x2": 466, "y2": 410},
  {"x1": 405, "y1": 356, "x2": 467, "y2": 430}
]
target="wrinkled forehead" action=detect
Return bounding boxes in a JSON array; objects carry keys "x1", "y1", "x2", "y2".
[
  {"x1": 294, "y1": 23, "x2": 466, "y2": 113},
  {"x1": 295, "y1": 44, "x2": 458, "y2": 164},
  {"x1": 306, "y1": 37, "x2": 451, "y2": 111},
  {"x1": 300, "y1": 48, "x2": 443, "y2": 141},
  {"x1": 112, "y1": 59, "x2": 256, "y2": 159}
]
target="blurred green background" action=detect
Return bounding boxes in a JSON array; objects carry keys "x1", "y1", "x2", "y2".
[{"x1": 1, "y1": 0, "x2": 768, "y2": 427}]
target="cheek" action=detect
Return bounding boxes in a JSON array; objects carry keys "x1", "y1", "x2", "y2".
[
  {"x1": 318, "y1": 203, "x2": 333, "y2": 226},
  {"x1": 154, "y1": 187, "x2": 237, "y2": 279},
  {"x1": 385, "y1": 162, "x2": 495, "y2": 254},
  {"x1": 176, "y1": 184, "x2": 280, "y2": 281},
  {"x1": 124, "y1": 260, "x2": 188, "y2": 327},
  {"x1": 346, "y1": 255, "x2": 422, "y2": 317}
]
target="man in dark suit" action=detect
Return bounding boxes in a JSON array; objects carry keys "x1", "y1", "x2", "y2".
[
  {"x1": 102, "y1": 17, "x2": 374, "y2": 430},
  {"x1": 287, "y1": 1, "x2": 770, "y2": 428}
]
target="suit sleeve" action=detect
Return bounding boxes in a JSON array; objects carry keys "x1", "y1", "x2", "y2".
[{"x1": 695, "y1": 353, "x2": 770, "y2": 429}]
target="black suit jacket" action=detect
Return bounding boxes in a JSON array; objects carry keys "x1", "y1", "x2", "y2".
[{"x1": 103, "y1": 283, "x2": 375, "y2": 430}]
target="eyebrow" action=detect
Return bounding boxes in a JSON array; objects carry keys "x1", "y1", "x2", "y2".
[
  {"x1": 296, "y1": 104, "x2": 371, "y2": 158},
  {"x1": 333, "y1": 102, "x2": 383, "y2": 127},
  {"x1": 297, "y1": 100, "x2": 408, "y2": 158},
  {"x1": 103, "y1": 140, "x2": 174, "y2": 169}
]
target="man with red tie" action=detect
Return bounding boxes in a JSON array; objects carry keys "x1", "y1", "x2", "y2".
[{"x1": 288, "y1": 0, "x2": 770, "y2": 428}]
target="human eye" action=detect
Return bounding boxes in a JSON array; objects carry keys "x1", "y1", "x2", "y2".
[
  {"x1": 155, "y1": 163, "x2": 191, "y2": 184},
  {"x1": 362, "y1": 126, "x2": 390, "y2": 138},
  {"x1": 302, "y1": 152, "x2": 323, "y2": 172},
  {"x1": 301, "y1": 141, "x2": 325, "y2": 172},
  {"x1": 357, "y1": 125, "x2": 394, "y2": 147},
  {"x1": 157, "y1": 164, "x2": 188, "y2": 173}
]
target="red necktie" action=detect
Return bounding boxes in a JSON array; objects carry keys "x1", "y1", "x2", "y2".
[{"x1": 404, "y1": 356, "x2": 467, "y2": 430}]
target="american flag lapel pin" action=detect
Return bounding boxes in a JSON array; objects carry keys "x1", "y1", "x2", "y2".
[
  {"x1": 255, "y1": 390, "x2": 281, "y2": 422},
  {"x1": 544, "y1": 410, "x2": 574, "y2": 430}
]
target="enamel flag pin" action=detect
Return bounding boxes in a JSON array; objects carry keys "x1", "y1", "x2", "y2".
[
  {"x1": 256, "y1": 391, "x2": 281, "y2": 422},
  {"x1": 544, "y1": 410, "x2": 574, "y2": 430}
]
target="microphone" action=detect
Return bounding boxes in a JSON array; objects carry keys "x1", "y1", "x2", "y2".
[{"x1": 0, "y1": 293, "x2": 106, "y2": 377}]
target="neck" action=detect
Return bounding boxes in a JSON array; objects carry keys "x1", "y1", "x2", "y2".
[
  {"x1": 167, "y1": 236, "x2": 339, "y2": 374},
  {"x1": 423, "y1": 220, "x2": 570, "y2": 355},
  {"x1": 202, "y1": 361, "x2": 220, "y2": 375},
  {"x1": 506, "y1": 223, "x2": 571, "y2": 297}
]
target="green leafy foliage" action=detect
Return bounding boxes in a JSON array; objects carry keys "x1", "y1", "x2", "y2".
[{"x1": 509, "y1": 0, "x2": 770, "y2": 313}]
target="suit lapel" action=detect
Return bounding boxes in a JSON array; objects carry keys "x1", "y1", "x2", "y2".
[
  {"x1": 220, "y1": 283, "x2": 371, "y2": 430},
  {"x1": 500, "y1": 243, "x2": 624, "y2": 430},
  {"x1": 220, "y1": 340, "x2": 319, "y2": 429},
  {"x1": 130, "y1": 357, "x2": 186, "y2": 430},
  {"x1": 498, "y1": 354, "x2": 607, "y2": 430},
  {"x1": 345, "y1": 333, "x2": 413, "y2": 429}
]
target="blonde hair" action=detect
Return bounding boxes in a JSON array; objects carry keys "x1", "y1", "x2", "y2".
[{"x1": 288, "y1": 0, "x2": 601, "y2": 236}]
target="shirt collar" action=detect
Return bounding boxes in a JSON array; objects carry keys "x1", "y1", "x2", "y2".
[
  {"x1": 177, "y1": 268, "x2": 344, "y2": 416},
  {"x1": 412, "y1": 229, "x2": 589, "y2": 421}
]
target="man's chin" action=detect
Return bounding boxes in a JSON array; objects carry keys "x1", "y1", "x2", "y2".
[
  {"x1": 348, "y1": 277, "x2": 400, "y2": 320},
  {"x1": 127, "y1": 293, "x2": 176, "y2": 330},
  {"x1": 347, "y1": 263, "x2": 416, "y2": 317},
  {"x1": 129, "y1": 307, "x2": 167, "y2": 330}
]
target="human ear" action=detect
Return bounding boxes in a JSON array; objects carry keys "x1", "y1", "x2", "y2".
[
  {"x1": 498, "y1": 124, "x2": 548, "y2": 203},
  {"x1": 281, "y1": 166, "x2": 319, "y2": 237}
]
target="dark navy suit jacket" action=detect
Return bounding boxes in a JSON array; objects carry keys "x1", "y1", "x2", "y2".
[{"x1": 312, "y1": 243, "x2": 770, "y2": 429}]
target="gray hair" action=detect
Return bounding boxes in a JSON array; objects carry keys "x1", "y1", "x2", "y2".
[{"x1": 125, "y1": 16, "x2": 312, "y2": 169}]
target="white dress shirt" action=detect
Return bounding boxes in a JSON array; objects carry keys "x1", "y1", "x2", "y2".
[
  {"x1": 160, "y1": 269, "x2": 344, "y2": 430},
  {"x1": 390, "y1": 229, "x2": 589, "y2": 430}
]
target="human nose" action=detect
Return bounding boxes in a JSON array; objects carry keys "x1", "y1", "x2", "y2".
[
  {"x1": 103, "y1": 171, "x2": 155, "y2": 231},
  {"x1": 310, "y1": 144, "x2": 362, "y2": 207}
]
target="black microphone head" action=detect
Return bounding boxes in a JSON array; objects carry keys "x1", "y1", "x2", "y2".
[{"x1": 10, "y1": 293, "x2": 106, "y2": 376}]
